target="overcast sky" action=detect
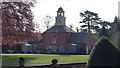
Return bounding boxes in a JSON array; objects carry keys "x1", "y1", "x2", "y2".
[{"x1": 31, "y1": 0, "x2": 120, "y2": 32}]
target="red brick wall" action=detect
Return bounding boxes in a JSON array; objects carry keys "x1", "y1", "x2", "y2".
[
  {"x1": 87, "y1": 35, "x2": 95, "y2": 47},
  {"x1": 43, "y1": 32, "x2": 72, "y2": 46},
  {"x1": 43, "y1": 32, "x2": 72, "y2": 53}
]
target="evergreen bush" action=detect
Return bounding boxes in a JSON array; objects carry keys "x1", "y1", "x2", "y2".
[{"x1": 87, "y1": 37, "x2": 120, "y2": 67}]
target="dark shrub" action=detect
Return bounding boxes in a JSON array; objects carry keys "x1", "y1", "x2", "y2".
[
  {"x1": 51, "y1": 59, "x2": 58, "y2": 64},
  {"x1": 99, "y1": 26, "x2": 109, "y2": 38},
  {"x1": 19, "y1": 57, "x2": 25, "y2": 67},
  {"x1": 87, "y1": 37, "x2": 120, "y2": 67}
]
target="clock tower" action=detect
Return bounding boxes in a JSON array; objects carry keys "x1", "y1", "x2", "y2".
[{"x1": 55, "y1": 7, "x2": 66, "y2": 26}]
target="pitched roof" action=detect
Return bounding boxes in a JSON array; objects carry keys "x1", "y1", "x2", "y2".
[
  {"x1": 68, "y1": 32, "x2": 90, "y2": 44},
  {"x1": 44, "y1": 25, "x2": 75, "y2": 33}
]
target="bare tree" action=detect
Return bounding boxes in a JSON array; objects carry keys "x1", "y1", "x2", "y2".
[
  {"x1": 76, "y1": 27, "x2": 80, "y2": 32},
  {"x1": 69, "y1": 24, "x2": 74, "y2": 30},
  {"x1": 42, "y1": 16, "x2": 53, "y2": 29}
]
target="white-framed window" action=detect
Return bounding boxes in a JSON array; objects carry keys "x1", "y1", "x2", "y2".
[{"x1": 52, "y1": 40, "x2": 56, "y2": 44}]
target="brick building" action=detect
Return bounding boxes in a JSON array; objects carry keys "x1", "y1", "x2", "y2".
[{"x1": 37, "y1": 7, "x2": 95, "y2": 54}]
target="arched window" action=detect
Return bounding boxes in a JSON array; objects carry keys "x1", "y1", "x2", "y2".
[
  {"x1": 61, "y1": 13, "x2": 63, "y2": 16},
  {"x1": 58, "y1": 13, "x2": 60, "y2": 16}
]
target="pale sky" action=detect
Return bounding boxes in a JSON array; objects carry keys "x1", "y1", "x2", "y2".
[{"x1": 31, "y1": 0, "x2": 120, "y2": 32}]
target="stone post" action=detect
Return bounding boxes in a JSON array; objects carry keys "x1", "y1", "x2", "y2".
[{"x1": 19, "y1": 57, "x2": 25, "y2": 67}]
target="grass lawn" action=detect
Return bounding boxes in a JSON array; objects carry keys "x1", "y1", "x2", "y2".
[{"x1": 1, "y1": 54, "x2": 89, "y2": 66}]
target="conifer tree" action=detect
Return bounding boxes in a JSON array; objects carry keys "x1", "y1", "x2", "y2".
[{"x1": 99, "y1": 26, "x2": 109, "y2": 38}]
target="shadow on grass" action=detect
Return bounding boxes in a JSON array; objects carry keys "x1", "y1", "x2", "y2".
[
  {"x1": 2, "y1": 55, "x2": 37, "y2": 66},
  {"x1": 25, "y1": 57, "x2": 37, "y2": 64}
]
